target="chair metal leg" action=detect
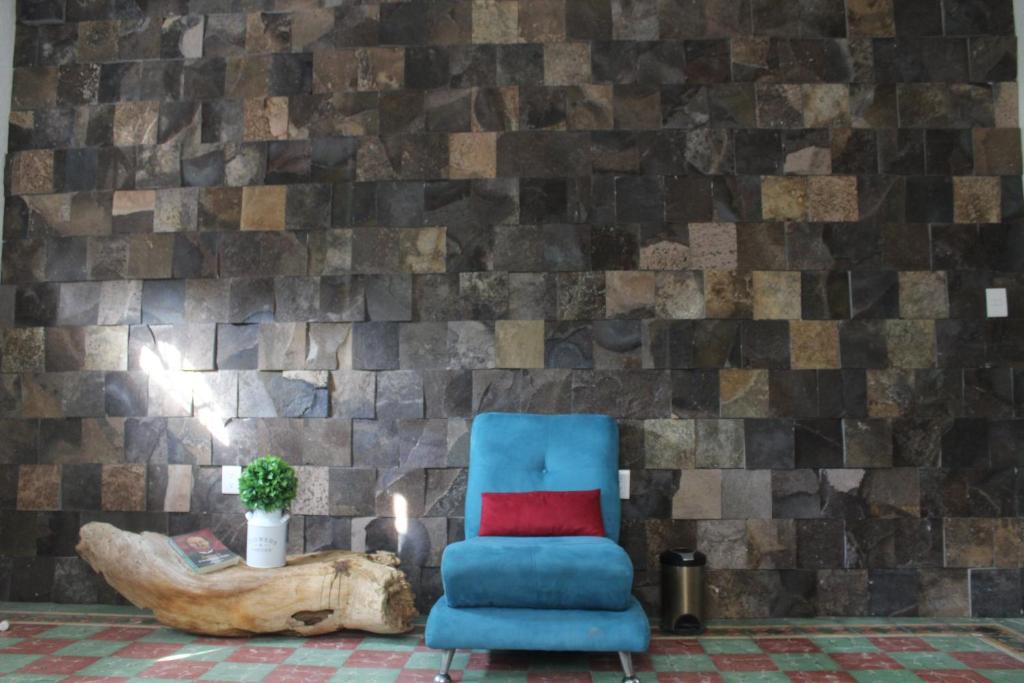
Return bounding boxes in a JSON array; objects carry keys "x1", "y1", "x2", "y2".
[
  {"x1": 618, "y1": 651, "x2": 640, "y2": 683},
  {"x1": 433, "y1": 648, "x2": 455, "y2": 683}
]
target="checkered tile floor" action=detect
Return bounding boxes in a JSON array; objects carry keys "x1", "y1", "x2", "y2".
[{"x1": 2, "y1": 605, "x2": 1024, "y2": 682}]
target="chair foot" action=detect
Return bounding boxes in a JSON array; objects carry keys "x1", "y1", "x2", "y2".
[
  {"x1": 618, "y1": 651, "x2": 638, "y2": 682},
  {"x1": 434, "y1": 648, "x2": 455, "y2": 682}
]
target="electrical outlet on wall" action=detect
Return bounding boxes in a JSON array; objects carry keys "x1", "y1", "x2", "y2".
[
  {"x1": 221, "y1": 466, "x2": 241, "y2": 494},
  {"x1": 619, "y1": 470, "x2": 630, "y2": 499},
  {"x1": 986, "y1": 288, "x2": 1008, "y2": 318}
]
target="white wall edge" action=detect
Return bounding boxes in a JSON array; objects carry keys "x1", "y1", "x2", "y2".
[{"x1": 0, "y1": 0, "x2": 14, "y2": 281}]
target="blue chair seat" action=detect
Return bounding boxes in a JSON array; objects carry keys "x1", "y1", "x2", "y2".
[{"x1": 441, "y1": 536, "x2": 634, "y2": 611}]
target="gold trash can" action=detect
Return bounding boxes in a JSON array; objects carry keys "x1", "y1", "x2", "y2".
[{"x1": 659, "y1": 548, "x2": 706, "y2": 634}]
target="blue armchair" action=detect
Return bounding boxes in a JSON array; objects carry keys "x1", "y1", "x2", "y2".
[{"x1": 425, "y1": 412, "x2": 650, "y2": 683}]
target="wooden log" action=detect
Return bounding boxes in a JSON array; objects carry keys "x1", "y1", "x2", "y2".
[{"x1": 76, "y1": 522, "x2": 417, "y2": 637}]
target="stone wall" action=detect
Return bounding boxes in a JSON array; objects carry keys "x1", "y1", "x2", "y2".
[{"x1": 2, "y1": 0, "x2": 1024, "y2": 617}]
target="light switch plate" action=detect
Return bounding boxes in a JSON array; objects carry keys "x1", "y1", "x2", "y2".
[
  {"x1": 221, "y1": 465, "x2": 241, "y2": 494},
  {"x1": 618, "y1": 470, "x2": 630, "y2": 499},
  {"x1": 986, "y1": 288, "x2": 1008, "y2": 318}
]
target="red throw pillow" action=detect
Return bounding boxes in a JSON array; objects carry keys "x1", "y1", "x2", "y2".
[{"x1": 478, "y1": 489, "x2": 605, "y2": 537}]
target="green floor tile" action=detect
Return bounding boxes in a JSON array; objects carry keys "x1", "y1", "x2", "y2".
[
  {"x1": 850, "y1": 672, "x2": 925, "y2": 683},
  {"x1": 721, "y1": 672, "x2": 791, "y2": 683},
  {"x1": 812, "y1": 637, "x2": 881, "y2": 653},
  {"x1": 243, "y1": 635, "x2": 310, "y2": 648},
  {"x1": 0, "y1": 675, "x2": 64, "y2": 683},
  {"x1": 284, "y1": 646, "x2": 351, "y2": 666},
  {"x1": 700, "y1": 638, "x2": 762, "y2": 654},
  {"x1": 328, "y1": 667, "x2": 400, "y2": 682},
  {"x1": 0, "y1": 653, "x2": 40, "y2": 673},
  {"x1": 167, "y1": 642, "x2": 235, "y2": 662},
  {"x1": 357, "y1": 635, "x2": 421, "y2": 651},
  {"x1": 126, "y1": 678, "x2": 193, "y2": 683},
  {"x1": 922, "y1": 636, "x2": 999, "y2": 652},
  {"x1": 77, "y1": 655, "x2": 158, "y2": 677},
  {"x1": 0, "y1": 637, "x2": 26, "y2": 649},
  {"x1": 592, "y1": 673, "x2": 659, "y2": 683},
  {"x1": 889, "y1": 651, "x2": 967, "y2": 670},
  {"x1": 770, "y1": 653, "x2": 841, "y2": 671},
  {"x1": 650, "y1": 653, "x2": 716, "y2": 671},
  {"x1": 140, "y1": 629, "x2": 201, "y2": 644},
  {"x1": 458, "y1": 673, "x2": 529, "y2": 682},
  {"x1": 405, "y1": 650, "x2": 469, "y2": 670},
  {"x1": 55, "y1": 638, "x2": 130, "y2": 657},
  {"x1": 199, "y1": 661, "x2": 277, "y2": 682},
  {"x1": 35, "y1": 624, "x2": 105, "y2": 639}
]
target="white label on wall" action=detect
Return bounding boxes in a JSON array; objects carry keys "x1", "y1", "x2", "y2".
[
  {"x1": 986, "y1": 288, "x2": 1008, "y2": 318},
  {"x1": 619, "y1": 470, "x2": 630, "y2": 499},
  {"x1": 221, "y1": 465, "x2": 241, "y2": 494}
]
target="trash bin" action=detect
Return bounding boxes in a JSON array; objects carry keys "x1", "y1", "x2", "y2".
[{"x1": 660, "y1": 548, "x2": 706, "y2": 634}]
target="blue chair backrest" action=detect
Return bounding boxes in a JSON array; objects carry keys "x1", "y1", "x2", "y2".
[{"x1": 464, "y1": 412, "x2": 621, "y2": 542}]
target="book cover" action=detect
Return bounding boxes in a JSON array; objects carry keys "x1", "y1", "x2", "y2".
[{"x1": 168, "y1": 529, "x2": 241, "y2": 574}]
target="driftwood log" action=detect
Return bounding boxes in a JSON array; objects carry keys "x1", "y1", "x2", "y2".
[{"x1": 76, "y1": 522, "x2": 417, "y2": 637}]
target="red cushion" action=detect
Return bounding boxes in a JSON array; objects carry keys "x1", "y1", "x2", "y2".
[{"x1": 478, "y1": 489, "x2": 605, "y2": 537}]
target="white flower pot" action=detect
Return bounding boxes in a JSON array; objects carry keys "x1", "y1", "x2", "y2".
[{"x1": 245, "y1": 509, "x2": 290, "y2": 569}]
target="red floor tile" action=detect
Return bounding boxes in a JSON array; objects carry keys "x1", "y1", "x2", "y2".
[
  {"x1": 952, "y1": 651, "x2": 1024, "y2": 669},
  {"x1": 757, "y1": 638, "x2": 821, "y2": 653},
  {"x1": 196, "y1": 636, "x2": 242, "y2": 646},
  {"x1": 916, "y1": 672, "x2": 1000, "y2": 683},
  {"x1": 587, "y1": 652, "x2": 654, "y2": 672},
  {"x1": 113, "y1": 641, "x2": 185, "y2": 659},
  {"x1": 264, "y1": 664, "x2": 336, "y2": 682},
  {"x1": 138, "y1": 659, "x2": 217, "y2": 679},
  {"x1": 829, "y1": 653, "x2": 903, "y2": 670},
  {"x1": 227, "y1": 645, "x2": 296, "y2": 664},
  {"x1": 650, "y1": 639, "x2": 705, "y2": 654},
  {"x1": 17, "y1": 655, "x2": 98, "y2": 675},
  {"x1": 0, "y1": 624, "x2": 51, "y2": 639},
  {"x1": 869, "y1": 637, "x2": 936, "y2": 652},
  {"x1": 526, "y1": 674, "x2": 592, "y2": 683},
  {"x1": 786, "y1": 673, "x2": 858, "y2": 683},
  {"x1": 60, "y1": 677, "x2": 131, "y2": 683},
  {"x1": 657, "y1": 674, "x2": 725, "y2": 683},
  {"x1": 343, "y1": 649, "x2": 411, "y2": 668},
  {"x1": 711, "y1": 654, "x2": 778, "y2": 672},
  {"x1": 398, "y1": 671, "x2": 453, "y2": 683},
  {"x1": 466, "y1": 651, "x2": 529, "y2": 670},
  {"x1": 3, "y1": 637, "x2": 76, "y2": 654},
  {"x1": 302, "y1": 634, "x2": 365, "y2": 649},
  {"x1": 91, "y1": 626, "x2": 154, "y2": 641}
]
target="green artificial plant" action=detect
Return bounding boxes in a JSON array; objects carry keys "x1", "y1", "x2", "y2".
[{"x1": 239, "y1": 455, "x2": 298, "y2": 512}]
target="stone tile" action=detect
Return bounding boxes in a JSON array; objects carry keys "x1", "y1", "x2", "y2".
[
  {"x1": 101, "y1": 463, "x2": 146, "y2": 511},
  {"x1": 808, "y1": 176, "x2": 859, "y2": 222},
  {"x1": 644, "y1": 418, "x2": 695, "y2": 469},
  {"x1": 704, "y1": 271, "x2": 753, "y2": 319},
  {"x1": 449, "y1": 133, "x2": 497, "y2": 178},
  {"x1": 719, "y1": 369, "x2": 769, "y2": 418},
  {"x1": 847, "y1": 0, "x2": 896, "y2": 37},
  {"x1": 790, "y1": 320, "x2": 840, "y2": 370},
  {"x1": 605, "y1": 271, "x2": 656, "y2": 318},
  {"x1": 898, "y1": 271, "x2": 949, "y2": 319},
  {"x1": 240, "y1": 185, "x2": 287, "y2": 231},
  {"x1": 688, "y1": 223, "x2": 737, "y2": 270},
  {"x1": 672, "y1": 469, "x2": 722, "y2": 519},
  {"x1": 761, "y1": 176, "x2": 807, "y2": 220},
  {"x1": 696, "y1": 419, "x2": 745, "y2": 468},
  {"x1": 973, "y1": 128, "x2": 1022, "y2": 175},
  {"x1": 843, "y1": 419, "x2": 893, "y2": 468},
  {"x1": 753, "y1": 271, "x2": 801, "y2": 320},
  {"x1": 495, "y1": 320, "x2": 544, "y2": 369},
  {"x1": 544, "y1": 43, "x2": 591, "y2": 85},
  {"x1": 1, "y1": 328, "x2": 45, "y2": 373},
  {"x1": 17, "y1": 464, "x2": 60, "y2": 510},
  {"x1": 655, "y1": 271, "x2": 704, "y2": 320},
  {"x1": 473, "y1": 0, "x2": 519, "y2": 44},
  {"x1": 722, "y1": 469, "x2": 772, "y2": 519},
  {"x1": 113, "y1": 101, "x2": 158, "y2": 147},
  {"x1": 291, "y1": 466, "x2": 329, "y2": 516},
  {"x1": 953, "y1": 176, "x2": 1001, "y2": 223},
  {"x1": 885, "y1": 320, "x2": 935, "y2": 369},
  {"x1": 10, "y1": 150, "x2": 55, "y2": 196}
]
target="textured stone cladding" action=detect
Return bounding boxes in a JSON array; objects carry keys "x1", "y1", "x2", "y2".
[{"x1": 1, "y1": 0, "x2": 1024, "y2": 618}]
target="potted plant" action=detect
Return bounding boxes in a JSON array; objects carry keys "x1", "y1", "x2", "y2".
[{"x1": 239, "y1": 455, "x2": 298, "y2": 569}]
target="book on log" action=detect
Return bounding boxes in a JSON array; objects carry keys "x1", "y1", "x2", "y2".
[{"x1": 168, "y1": 529, "x2": 241, "y2": 574}]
